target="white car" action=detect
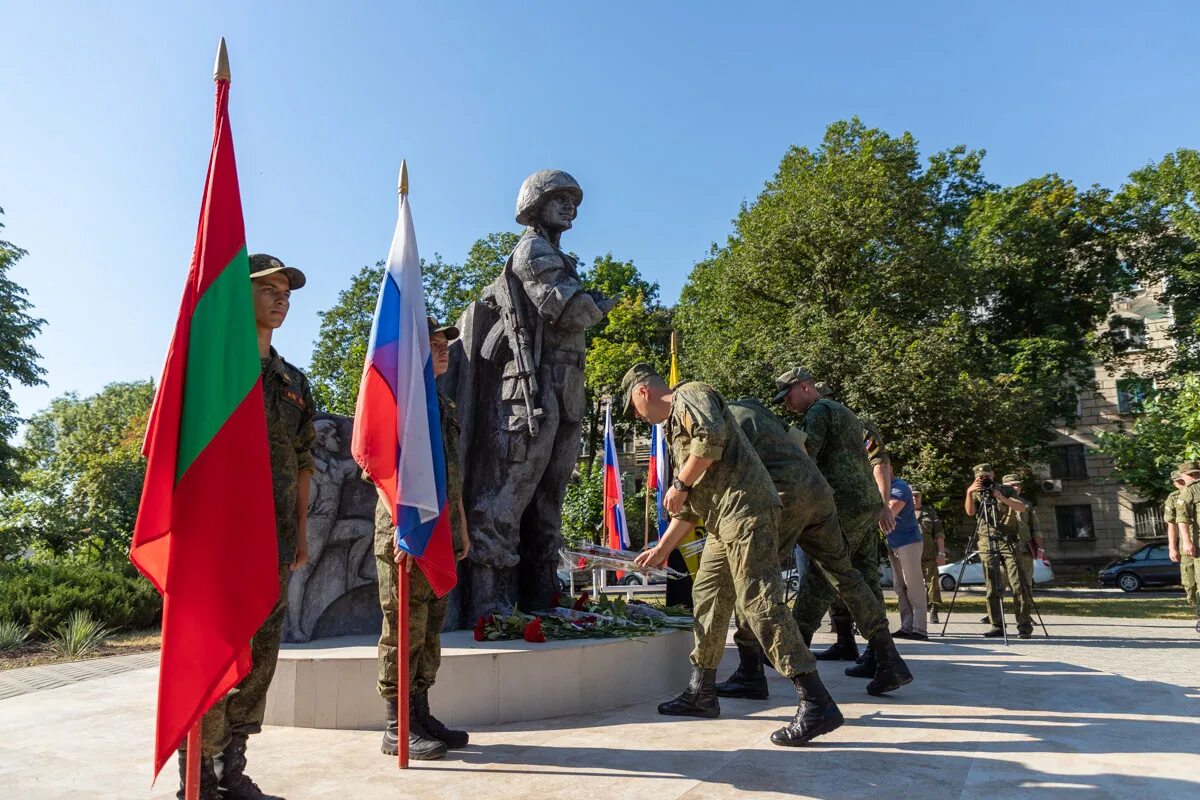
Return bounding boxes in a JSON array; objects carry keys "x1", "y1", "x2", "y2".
[{"x1": 937, "y1": 552, "x2": 1054, "y2": 592}]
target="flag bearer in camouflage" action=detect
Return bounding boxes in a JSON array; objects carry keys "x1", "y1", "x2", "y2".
[
  {"x1": 968, "y1": 464, "x2": 1034, "y2": 639},
  {"x1": 372, "y1": 318, "x2": 472, "y2": 761},
  {"x1": 714, "y1": 398, "x2": 910, "y2": 699},
  {"x1": 913, "y1": 488, "x2": 946, "y2": 624},
  {"x1": 1172, "y1": 462, "x2": 1200, "y2": 633},
  {"x1": 774, "y1": 369, "x2": 889, "y2": 680},
  {"x1": 179, "y1": 255, "x2": 315, "y2": 800},
  {"x1": 625, "y1": 365, "x2": 844, "y2": 746}
]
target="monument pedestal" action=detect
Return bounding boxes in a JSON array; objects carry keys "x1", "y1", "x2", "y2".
[{"x1": 264, "y1": 628, "x2": 693, "y2": 730}]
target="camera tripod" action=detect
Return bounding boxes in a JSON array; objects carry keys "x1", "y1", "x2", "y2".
[{"x1": 939, "y1": 493, "x2": 1049, "y2": 643}]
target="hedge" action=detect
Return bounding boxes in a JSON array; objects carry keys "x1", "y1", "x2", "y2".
[{"x1": 0, "y1": 560, "x2": 162, "y2": 636}]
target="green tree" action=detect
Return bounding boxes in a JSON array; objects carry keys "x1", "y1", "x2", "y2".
[
  {"x1": 0, "y1": 208, "x2": 47, "y2": 490},
  {"x1": 1, "y1": 381, "x2": 154, "y2": 562},
  {"x1": 1095, "y1": 374, "x2": 1200, "y2": 501},
  {"x1": 424, "y1": 231, "x2": 521, "y2": 324},
  {"x1": 561, "y1": 459, "x2": 603, "y2": 548}
]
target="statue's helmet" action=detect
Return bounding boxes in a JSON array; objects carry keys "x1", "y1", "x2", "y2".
[{"x1": 515, "y1": 169, "x2": 583, "y2": 226}]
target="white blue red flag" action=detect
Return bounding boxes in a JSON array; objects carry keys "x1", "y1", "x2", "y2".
[
  {"x1": 351, "y1": 171, "x2": 457, "y2": 597},
  {"x1": 646, "y1": 423, "x2": 670, "y2": 541},
  {"x1": 603, "y1": 402, "x2": 630, "y2": 550}
]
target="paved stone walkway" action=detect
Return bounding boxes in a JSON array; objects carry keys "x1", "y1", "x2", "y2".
[
  {"x1": 0, "y1": 615, "x2": 1196, "y2": 799},
  {"x1": 0, "y1": 651, "x2": 158, "y2": 700}
]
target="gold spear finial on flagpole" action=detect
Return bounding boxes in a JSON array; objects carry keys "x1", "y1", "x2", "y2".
[
  {"x1": 213, "y1": 37, "x2": 231, "y2": 82},
  {"x1": 398, "y1": 160, "x2": 409, "y2": 195}
]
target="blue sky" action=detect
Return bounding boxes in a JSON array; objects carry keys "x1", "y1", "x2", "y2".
[{"x1": 2, "y1": 2, "x2": 1198, "y2": 422}]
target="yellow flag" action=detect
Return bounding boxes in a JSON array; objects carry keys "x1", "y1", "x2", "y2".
[{"x1": 666, "y1": 330, "x2": 704, "y2": 575}]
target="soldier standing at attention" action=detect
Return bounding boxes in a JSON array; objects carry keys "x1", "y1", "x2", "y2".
[
  {"x1": 626, "y1": 365, "x2": 845, "y2": 746},
  {"x1": 967, "y1": 465, "x2": 1034, "y2": 639},
  {"x1": 774, "y1": 369, "x2": 888, "y2": 679},
  {"x1": 912, "y1": 488, "x2": 946, "y2": 624},
  {"x1": 372, "y1": 318, "x2": 471, "y2": 761},
  {"x1": 1164, "y1": 471, "x2": 1195, "y2": 624},
  {"x1": 179, "y1": 254, "x2": 314, "y2": 800},
  {"x1": 714, "y1": 398, "x2": 910, "y2": 700},
  {"x1": 1172, "y1": 462, "x2": 1200, "y2": 634}
]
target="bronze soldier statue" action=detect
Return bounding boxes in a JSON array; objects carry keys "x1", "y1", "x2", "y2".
[{"x1": 448, "y1": 170, "x2": 613, "y2": 622}]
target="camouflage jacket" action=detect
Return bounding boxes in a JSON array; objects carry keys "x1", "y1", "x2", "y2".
[
  {"x1": 665, "y1": 382, "x2": 781, "y2": 531},
  {"x1": 861, "y1": 418, "x2": 890, "y2": 471},
  {"x1": 1176, "y1": 482, "x2": 1200, "y2": 529},
  {"x1": 800, "y1": 398, "x2": 881, "y2": 519},
  {"x1": 729, "y1": 398, "x2": 836, "y2": 521},
  {"x1": 1164, "y1": 489, "x2": 1180, "y2": 525},
  {"x1": 973, "y1": 485, "x2": 1030, "y2": 552},
  {"x1": 917, "y1": 506, "x2": 942, "y2": 561},
  {"x1": 262, "y1": 347, "x2": 316, "y2": 567}
]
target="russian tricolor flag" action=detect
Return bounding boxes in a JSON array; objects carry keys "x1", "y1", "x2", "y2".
[
  {"x1": 603, "y1": 403, "x2": 630, "y2": 551},
  {"x1": 647, "y1": 423, "x2": 670, "y2": 541},
  {"x1": 351, "y1": 167, "x2": 457, "y2": 597}
]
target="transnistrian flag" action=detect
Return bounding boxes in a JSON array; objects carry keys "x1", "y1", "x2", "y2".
[
  {"x1": 130, "y1": 46, "x2": 279, "y2": 780},
  {"x1": 352, "y1": 166, "x2": 456, "y2": 597},
  {"x1": 603, "y1": 402, "x2": 630, "y2": 551}
]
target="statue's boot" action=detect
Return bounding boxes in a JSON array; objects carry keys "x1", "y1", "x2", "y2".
[
  {"x1": 865, "y1": 631, "x2": 914, "y2": 696},
  {"x1": 715, "y1": 642, "x2": 769, "y2": 699},
  {"x1": 175, "y1": 750, "x2": 221, "y2": 800},
  {"x1": 382, "y1": 698, "x2": 399, "y2": 756},
  {"x1": 220, "y1": 734, "x2": 284, "y2": 800},
  {"x1": 415, "y1": 690, "x2": 469, "y2": 749},
  {"x1": 658, "y1": 665, "x2": 720, "y2": 718},
  {"x1": 770, "y1": 671, "x2": 844, "y2": 747},
  {"x1": 815, "y1": 617, "x2": 858, "y2": 662}
]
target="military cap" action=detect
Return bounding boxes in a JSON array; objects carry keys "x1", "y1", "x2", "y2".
[
  {"x1": 910, "y1": 486, "x2": 923, "y2": 496},
  {"x1": 772, "y1": 367, "x2": 814, "y2": 404},
  {"x1": 813, "y1": 381, "x2": 834, "y2": 397},
  {"x1": 1178, "y1": 460, "x2": 1200, "y2": 476},
  {"x1": 427, "y1": 316, "x2": 460, "y2": 342},
  {"x1": 973, "y1": 463, "x2": 993, "y2": 476},
  {"x1": 1170, "y1": 470, "x2": 1181, "y2": 482},
  {"x1": 515, "y1": 169, "x2": 583, "y2": 226},
  {"x1": 249, "y1": 253, "x2": 306, "y2": 290},
  {"x1": 1002, "y1": 473, "x2": 1022, "y2": 485},
  {"x1": 619, "y1": 362, "x2": 660, "y2": 419}
]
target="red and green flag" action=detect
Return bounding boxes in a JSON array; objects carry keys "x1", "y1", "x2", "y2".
[{"x1": 130, "y1": 41, "x2": 278, "y2": 780}]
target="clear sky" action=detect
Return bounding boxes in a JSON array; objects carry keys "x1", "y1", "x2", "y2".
[{"x1": 2, "y1": 2, "x2": 1198, "y2": 422}]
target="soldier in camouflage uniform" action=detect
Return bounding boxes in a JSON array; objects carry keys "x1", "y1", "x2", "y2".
[
  {"x1": 179, "y1": 255, "x2": 314, "y2": 800},
  {"x1": 1171, "y1": 462, "x2": 1200, "y2": 633},
  {"x1": 968, "y1": 465, "x2": 1034, "y2": 638},
  {"x1": 714, "y1": 398, "x2": 909, "y2": 700},
  {"x1": 1001, "y1": 475, "x2": 1041, "y2": 595},
  {"x1": 624, "y1": 365, "x2": 845, "y2": 747},
  {"x1": 913, "y1": 488, "x2": 946, "y2": 624},
  {"x1": 372, "y1": 318, "x2": 472, "y2": 760},
  {"x1": 774, "y1": 369, "x2": 891, "y2": 680}
]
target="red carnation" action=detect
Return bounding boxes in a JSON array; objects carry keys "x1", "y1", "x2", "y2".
[
  {"x1": 473, "y1": 615, "x2": 491, "y2": 642},
  {"x1": 573, "y1": 591, "x2": 590, "y2": 611},
  {"x1": 522, "y1": 618, "x2": 546, "y2": 643}
]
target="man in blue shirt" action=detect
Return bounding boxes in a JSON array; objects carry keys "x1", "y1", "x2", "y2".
[{"x1": 886, "y1": 477, "x2": 928, "y2": 639}]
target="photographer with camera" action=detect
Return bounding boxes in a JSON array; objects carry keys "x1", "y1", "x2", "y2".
[{"x1": 965, "y1": 464, "x2": 1035, "y2": 639}]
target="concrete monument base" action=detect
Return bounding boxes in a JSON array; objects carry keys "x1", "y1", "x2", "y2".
[{"x1": 263, "y1": 628, "x2": 693, "y2": 730}]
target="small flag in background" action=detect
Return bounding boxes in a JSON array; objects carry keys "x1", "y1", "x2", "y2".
[
  {"x1": 647, "y1": 423, "x2": 670, "y2": 541},
  {"x1": 603, "y1": 402, "x2": 630, "y2": 551},
  {"x1": 352, "y1": 163, "x2": 456, "y2": 597}
]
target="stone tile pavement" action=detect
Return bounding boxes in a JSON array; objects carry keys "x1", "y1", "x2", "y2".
[
  {"x1": 0, "y1": 615, "x2": 1197, "y2": 799},
  {"x1": 0, "y1": 651, "x2": 158, "y2": 701}
]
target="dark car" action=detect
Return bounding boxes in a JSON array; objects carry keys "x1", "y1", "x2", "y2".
[{"x1": 1098, "y1": 540, "x2": 1181, "y2": 592}]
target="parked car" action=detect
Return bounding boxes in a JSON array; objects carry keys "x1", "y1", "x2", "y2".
[
  {"x1": 937, "y1": 552, "x2": 1054, "y2": 592},
  {"x1": 1098, "y1": 540, "x2": 1180, "y2": 592},
  {"x1": 619, "y1": 572, "x2": 668, "y2": 586},
  {"x1": 556, "y1": 567, "x2": 593, "y2": 592}
]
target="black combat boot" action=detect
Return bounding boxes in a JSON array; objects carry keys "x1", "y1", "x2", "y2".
[
  {"x1": 219, "y1": 734, "x2": 284, "y2": 800},
  {"x1": 175, "y1": 750, "x2": 221, "y2": 800},
  {"x1": 414, "y1": 690, "x2": 469, "y2": 749},
  {"x1": 770, "y1": 671, "x2": 844, "y2": 747},
  {"x1": 929, "y1": 606, "x2": 940, "y2": 625},
  {"x1": 382, "y1": 698, "x2": 400, "y2": 756},
  {"x1": 408, "y1": 698, "x2": 449, "y2": 760},
  {"x1": 865, "y1": 631, "x2": 914, "y2": 696},
  {"x1": 814, "y1": 617, "x2": 859, "y2": 662},
  {"x1": 715, "y1": 642, "x2": 769, "y2": 700},
  {"x1": 658, "y1": 665, "x2": 720, "y2": 718},
  {"x1": 844, "y1": 646, "x2": 876, "y2": 678}
]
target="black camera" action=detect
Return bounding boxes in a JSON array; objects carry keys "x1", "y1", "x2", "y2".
[{"x1": 979, "y1": 475, "x2": 994, "y2": 490}]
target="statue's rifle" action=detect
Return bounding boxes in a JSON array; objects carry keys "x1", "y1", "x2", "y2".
[{"x1": 490, "y1": 256, "x2": 545, "y2": 437}]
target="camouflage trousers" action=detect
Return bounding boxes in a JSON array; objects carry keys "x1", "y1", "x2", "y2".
[
  {"x1": 1181, "y1": 553, "x2": 1198, "y2": 613},
  {"x1": 691, "y1": 507, "x2": 816, "y2": 677},
  {"x1": 923, "y1": 558, "x2": 942, "y2": 608},
  {"x1": 791, "y1": 507, "x2": 886, "y2": 640},
  {"x1": 186, "y1": 564, "x2": 291, "y2": 758},
  {"x1": 376, "y1": 532, "x2": 447, "y2": 698},
  {"x1": 982, "y1": 548, "x2": 1033, "y2": 633}
]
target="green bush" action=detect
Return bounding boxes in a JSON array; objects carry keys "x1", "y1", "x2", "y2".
[
  {"x1": 0, "y1": 560, "x2": 161, "y2": 636},
  {"x1": 0, "y1": 618, "x2": 30, "y2": 651},
  {"x1": 49, "y1": 610, "x2": 113, "y2": 658}
]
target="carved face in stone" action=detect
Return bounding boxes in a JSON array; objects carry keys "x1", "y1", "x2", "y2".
[{"x1": 539, "y1": 191, "x2": 578, "y2": 233}]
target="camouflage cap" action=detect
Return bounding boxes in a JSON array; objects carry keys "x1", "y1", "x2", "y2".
[
  {"x1": 1178, "y1": 460, "x2": 1200, "y2": 476},
  {"x1": 813, "y1": 381, "x2": 834, "y2": 397},
  {"x1": 619, "y1": 362, "x2": 660, "y2": 420},
  {"x1": 1001, "y1": 473, "x2": 1022, "y2": 485},
  {"x1": 973, "y1": 463, "x2": 993, "y2": 476},
  {"x1": 1170, "y1": 470, "x2": 1182, "y2": 482},
  {"x1": 772, "y1": 367, "x2": 814, "y2": 404},
  {"x1": 249, "y1": 253, "x2": 306, "y2": 290},
  {"x1": 427, "y1": 316, "x2": 460, "y2": 342}
]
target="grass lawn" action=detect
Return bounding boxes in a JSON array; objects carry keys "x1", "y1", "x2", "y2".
[
  {"x1": 887, "y1": 594, "x2": 1195, "y2": 620},
  {"x1": 0, "y1": 628, "x2": 160, "y2": 672}
]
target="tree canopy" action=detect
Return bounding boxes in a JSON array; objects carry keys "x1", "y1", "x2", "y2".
[{"x1": 0, "y1": 208, "x2": 46, "y2": 491}]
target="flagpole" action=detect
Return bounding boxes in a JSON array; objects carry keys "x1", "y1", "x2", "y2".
[{"x1": 397, "y1": 160, "x2": 411, "y2": 770}]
